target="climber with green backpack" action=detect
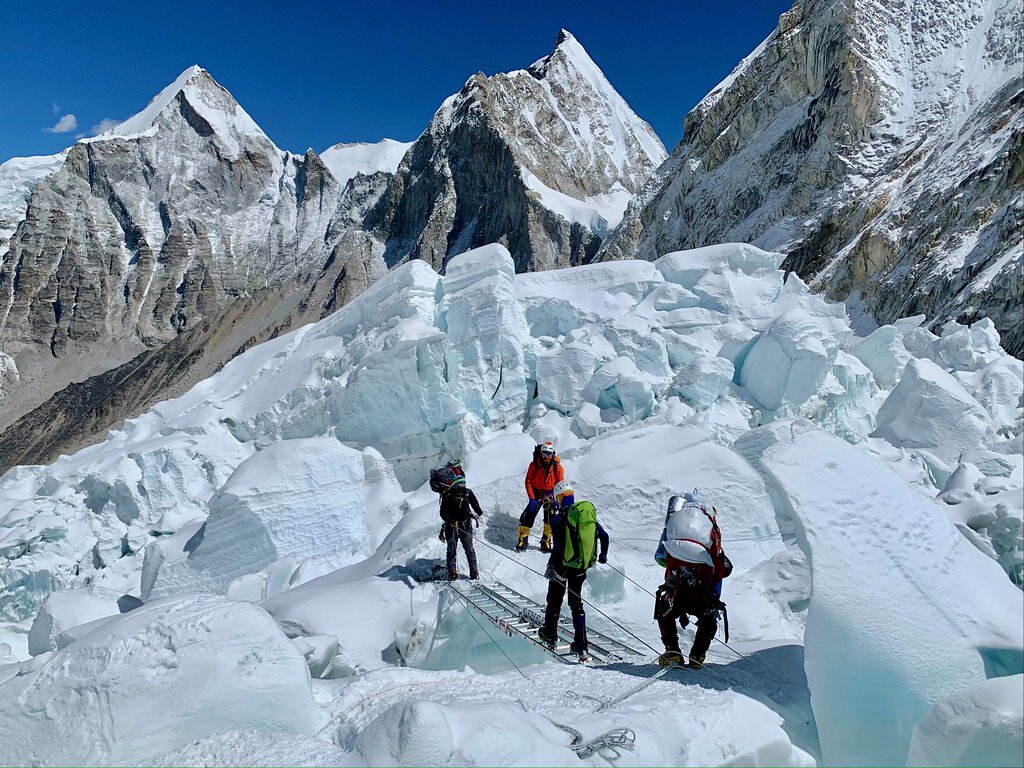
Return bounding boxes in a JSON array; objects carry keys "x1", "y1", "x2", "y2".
[{"x1": 537, "y1": 480, "x2": 609, "y2": 660}]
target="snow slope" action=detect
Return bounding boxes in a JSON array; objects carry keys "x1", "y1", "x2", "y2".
[
  {"x1": 0, "y1": 241, "x2": 1020, "y2": 765},
  {"x1": 319, "y1": 139, "x2": 412, "y2": 188}
]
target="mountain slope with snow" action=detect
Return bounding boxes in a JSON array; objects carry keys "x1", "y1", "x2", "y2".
[
  {"x1": 0, "y1": 33, "x2": 667, "y2": 472},
  {"x1": 0, "y1": 67, "x2": 345, "y2": 434},
  {"x1": 367, "y1": 30, "x2": 667, "y2": 273},
  {"x1": 599, "y1": 0, "x2": 1023, "y2": 355},
  {"x1": 0, "y1": 242, "x2": 1019, "y2": 766}
]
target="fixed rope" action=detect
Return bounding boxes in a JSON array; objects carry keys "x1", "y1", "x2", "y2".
[{"x1": 467, "y1": 526, "x2": 665, "y2": 658}]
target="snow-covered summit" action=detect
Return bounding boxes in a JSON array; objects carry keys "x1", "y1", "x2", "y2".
[
  {"x1": 369, "y1": 30, "x2": 666, "y2": 274},
  {"x1": 84, "y1": 65, "x2": 273, "y2": 157}
]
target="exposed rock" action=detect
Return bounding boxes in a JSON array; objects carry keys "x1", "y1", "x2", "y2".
[
  {"x1": 367, "y1": 29, "x2": 667, "y2": 273},
  {"x1": 600, "y1": 0, "x2": 1023, "y2": 355}
]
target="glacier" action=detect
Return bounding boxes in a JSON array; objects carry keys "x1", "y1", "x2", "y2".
[{"x1": 0, "y1": 241, "x2": 1020, "y2": 766}]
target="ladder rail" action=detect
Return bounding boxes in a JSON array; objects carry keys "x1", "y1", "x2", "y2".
[
  {"x1": 446, "y1": 579, "x2": 645, "y2": 665},
  {"x1": 473, "y1": 581, "x2": 641, "y2": 662}
]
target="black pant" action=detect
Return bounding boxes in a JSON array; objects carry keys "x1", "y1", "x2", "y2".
[
  {"x1": 445, "y1": 521, "x2": 478, "y2": 574},
  {"x1": 654, "y1": 583, "x2": 718, "y2": 657},
  {"x1": 519, "y1": 493, "x2": 551, "y2": 529},
  {"x1": 543, "y1": 568, "x2": 587, "y2": 647}
]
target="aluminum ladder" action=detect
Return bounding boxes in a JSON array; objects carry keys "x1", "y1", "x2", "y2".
[{"x1": 446, "y1": 578, "x2": 644, "y2": 664}]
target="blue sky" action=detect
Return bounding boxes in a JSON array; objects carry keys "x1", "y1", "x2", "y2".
[{"x1": 2, "y1": 0, "x2": 793, "y2": 161}]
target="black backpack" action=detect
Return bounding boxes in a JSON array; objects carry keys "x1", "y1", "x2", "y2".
[{"x1": 429, "y1": 460, "x2": 465, "y2": 494}]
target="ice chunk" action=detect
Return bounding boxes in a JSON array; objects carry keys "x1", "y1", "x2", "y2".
[
  {"x1": 958, "y1": 358, "x2": 1024, "y2": 434},
  {"x1": 581, "y1": 357, "x2": 656, "y2": 423},
  {"x1": 670, "y1": 355, "x2": 734, "y2": 408},
  {"x1": 735, "y1": 420, "x2": 1024, "y2": 766},
  {"x1": 907, "y1": 674, "x2": 1024, "y2": 768},
  {"x1": 27, "y1": 585, "x2": 124, "y2": 656},
  {"x1": 852, "y1": 324, "x2": 911, "y2": 389},
  {"x1": 738, "y1": 308, "x2": 841, "y2": 411},
  {"x1": 292, "y1": 634, "x2": 342, "y2": 679},
  {"x1": 817, "y1": 351, "x2": 878, "y2": 443},
  {"x1": 0, "y1": 595, "x2": 317, "y2": 765},
  {"x1": 932, "y1": 318, "x2": 1005, "y2": 372},
  {"x1": 535, "y1": 343, "x2": 601, "y2": 414},
  {"x1": 873, "y1": 358, "x2": 991, "y2": 461},
  {"x1": 144, "y1": 438, "x2": 369, "y2": 598},
  {"x1": 437, "y1": 245, "x2": 529, "y2": 429},
  {"x1": 655, "y1": 243, "x2": 783, "y2": 289}
]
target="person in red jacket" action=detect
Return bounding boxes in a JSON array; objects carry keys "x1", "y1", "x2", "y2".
[{"x1": 516, "y1": 441, "x2": 564, "y2": 552}]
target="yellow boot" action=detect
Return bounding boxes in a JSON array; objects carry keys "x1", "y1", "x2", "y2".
[
  {"x1": 515, "y1": 525, "x2": 531, "y2": 552},
  {"x1": 540, "y1": 524, "x2": 553, "y2": 553}
]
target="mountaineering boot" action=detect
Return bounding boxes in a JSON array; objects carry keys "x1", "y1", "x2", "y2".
[
  {"x1": 539, "y1": 523, "x2": 553, "y2": 553},
  {"x1": 570, "y1": 615, "x2": 589, "y2": 660},
  {"x1": 515, "y1": 525, "x2": 531, "y2": 552},
  {"x1": 468, "y1": 568, "x2": 480, "y2": 580},
  {"x1": 687, "y1": 652, "x2": 706, "y2": 669},
  {"x1": 447, "y1": 568, "x2": 458, "y2": 581},
  {"x1": 658, "y1": 650, "x2": 684, "y2": 668},
  {"x1": 537, "y1": 625, "x2": 557, "y2": 648}
]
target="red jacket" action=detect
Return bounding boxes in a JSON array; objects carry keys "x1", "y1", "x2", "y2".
[{"x1": 525, "y1": 457, "x2": 563, "y2": 499}]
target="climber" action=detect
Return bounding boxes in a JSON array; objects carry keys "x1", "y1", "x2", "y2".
[
  {"x1": 537, "y1": 480, "x2": 609, "y2": 660},
  {"x1": 653, "y1": 490, "x2": 732, "y2": 669},
  {"x1": 433, "y1": 465, "x2": 484, "y2": 580},
  {"x1": 516, "y1": 441, "x2": 564, "y2": 552}
]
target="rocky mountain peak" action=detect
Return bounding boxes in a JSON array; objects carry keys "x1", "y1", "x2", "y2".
[
  {"x1": 599, "y1": 0, "x2": 1022, "y2": 354},
  {"x1": 366, "y1": 29, "x2": 667, "y2": 275}
]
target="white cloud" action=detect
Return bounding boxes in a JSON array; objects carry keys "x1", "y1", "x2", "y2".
[
  {"x1": 45, "y1": 113, "x2": 78, "y2": 133},
  {"x1": 89, "y1": 118, "x2": 122, "y2": 135}
]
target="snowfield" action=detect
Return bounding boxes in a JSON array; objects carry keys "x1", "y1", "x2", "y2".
[{"x1": 0, "y1": 243, "x2": 1021, "y2": 766}]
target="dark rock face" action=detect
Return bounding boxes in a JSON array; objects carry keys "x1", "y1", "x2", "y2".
[
  {"x1": 600, "y1": 0, "x2": 1023, "y2": 355},
  {"x1": 369, "y1": 31, "x2": 666, "y2": 274}
]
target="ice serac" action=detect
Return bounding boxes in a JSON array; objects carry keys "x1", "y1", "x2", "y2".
[
  {"x1": 735, "y1": 420, "x2": 1024, "y2": 766},
  {"x1": 26, "y1": 585, "x2": 123, "y2": 655},
  {"x1": 437, "y1": 245, "x2": 529, "y2": 429},
  {"x1": 600, "y1": 0, "x2": 1024, "y2": 355},
  {"x1": 142, "y1": 437, "x2": 370, "y2": 599},
  {"x1": 367, "y1": 29, "x2": 667, "y2": 273},
  {"x1": 0, "y1": 595, "x2": 318, "y2": 765},
  {"x1": 872, "y1": 357, "x2": 992, "y2": 461},
  {"x1": 907, "y1": 674, "x2": 1024, "y2": 767}
]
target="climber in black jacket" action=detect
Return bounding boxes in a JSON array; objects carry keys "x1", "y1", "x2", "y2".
[{"x1": 438, "y1": 482, "x2": 484, "y2": 580}]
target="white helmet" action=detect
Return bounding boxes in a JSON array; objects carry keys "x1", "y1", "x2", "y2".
[{"x1": 553, "y1": 480, "x2": 574, "y2": 506}]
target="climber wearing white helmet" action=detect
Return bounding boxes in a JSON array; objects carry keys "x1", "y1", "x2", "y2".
[{"x1": 653, "y1": 490, "x2": 733, "y2": 669}]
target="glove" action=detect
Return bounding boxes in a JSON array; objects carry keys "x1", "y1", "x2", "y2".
[
  {"x1": 598, "y1": 553, "x2": 607, "y2": 564},
  {"x1": 472, "y1": 514, "x2": 481, "y2": 527},
  {"x1": 527, "y1": 499, "x2": 540, "y2": 512},
  {"x1": 545, "y1": 565, "x2": 567, "y2": 584},
  {"x1": 438, "y1": 525, "x2": 447, "y2": 542}
]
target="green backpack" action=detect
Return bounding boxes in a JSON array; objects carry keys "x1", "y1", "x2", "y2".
[{"x1": 563, "y1": 501, "x2": 599, "y2": 570}]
